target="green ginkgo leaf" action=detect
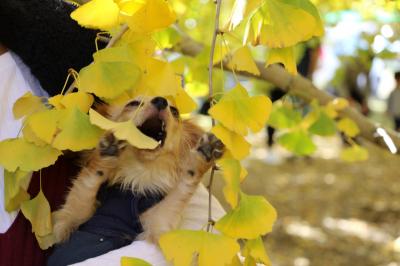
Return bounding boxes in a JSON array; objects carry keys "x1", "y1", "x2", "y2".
[
  {"x1": 308, "y1": 111, "x2": 336, "y2": 136},
  {"x1": 159, "y1": 230, "x2": 240, "y2": 266},
  {"x1": 52, "y1": 107, "x2": 103, "y2": 151},
  {"x1": 79, "y1": 61, "x2": 141, "y2": 99},
  {"x1": 277, "y1": 130, "x2": 316, "y2": 155},
  {"x1": 21, "y1": 190, "x2": 52, "y2": 236},
  {"x1": 0, "y1": 138, "x2": 61, "y2": 172},
  {"x1": 215, "y1": 192, "x2": 277, "y2": 239},
  {"x1": 268, "y1": 104, "x2": 302, "y2": 129}
]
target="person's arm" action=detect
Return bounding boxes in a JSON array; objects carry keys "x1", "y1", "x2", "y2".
[{"x1": 0, "y1": 0, "x2": 99, "y2": 96}]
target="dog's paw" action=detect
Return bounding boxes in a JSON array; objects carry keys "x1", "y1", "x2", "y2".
[
  {"x1": 99, "y1": 133, "x2": 127, "y2": 157},
  {"x1": 197, "y1": 133, "x2": 224, "y2": 162}
]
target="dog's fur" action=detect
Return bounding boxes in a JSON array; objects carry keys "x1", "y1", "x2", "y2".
[{"x1": 52, "y1": 96, "x2": 224, "y2": 243}]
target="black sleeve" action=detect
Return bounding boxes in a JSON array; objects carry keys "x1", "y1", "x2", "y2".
[{"x1": 0, "y1": 0, "x2": 99, "y2": 96}]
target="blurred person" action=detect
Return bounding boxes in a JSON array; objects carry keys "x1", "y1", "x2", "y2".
[{"x1": 387, "y1": 72, "x2": 400, "y2": 131}]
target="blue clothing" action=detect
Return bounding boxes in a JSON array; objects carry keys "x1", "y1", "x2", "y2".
[{"x1": 48, "y1": 184, "x2": 164, "y2": 266}]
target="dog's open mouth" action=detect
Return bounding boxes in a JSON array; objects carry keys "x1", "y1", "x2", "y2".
[{"x1": 138, "y1": 115, "x2": 167, "y2": 146}]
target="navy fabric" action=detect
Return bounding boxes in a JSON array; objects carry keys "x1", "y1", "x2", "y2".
[{"x1": 47, "y1": 184, "x2": 164, "y2": 266}]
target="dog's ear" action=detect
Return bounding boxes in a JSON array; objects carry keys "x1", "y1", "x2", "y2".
[{"x1": 181, "y1": 119, "x2": 204, "y2": 149}]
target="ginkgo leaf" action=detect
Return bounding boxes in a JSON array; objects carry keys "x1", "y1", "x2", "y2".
[
  {"x1": 218, "y1": 157, "x2": 244, "y2": 208},
  {"x1": 48, "y1": 94, "x2": 64, "y2": 110},
  {"x1": 22, "y1": 124, "x2": 48, "y2": 146},
  {"x1": 93, "y1": 45, "x2": 136, "y2": 63},
  {"x1": 120, "y1": 257, "x2": 152, "y2": 266},
  {"x1": 277, "y1": 130, "x2": 316, "y2": 156},
  {"x1": 4, "y1": 170, "x2": 31, "y2": 212},
  {"x1": 89, "y1": 109, "x2": 158, "y2": 149},
  {"x1": 0, "y1": 138, "x2": 61, "y2": 172},
  {"x1": 173, "y1": 87, "x2": 197, "y2": 114},
  {"x1": 79, "y1": 60, "x2": 141, "y2": 99},
  {"x1": 13, "y1": 92, "x2": 46, "y2": 119},
  {"x1": 124, "y1": 0, "x2": 176, "y2": 33},
  {"x1": 268, "y1": 104, "x2": 302, "y2": 129},
  {"x1": 26, "y1": 109, "x2": 60, "y2": 144},
  {"x1": 226, "y1": 46, "x2": 260, "y2": 76},
  {"x1": 21, "y1": 190, "x2": 52, "y2": 236},
  {"x1": 215, "y1": 192, "x2": 277, "y2": 239},
  {"x1": 325, "y1": 98, "x2": 349, "y2": 118},
  {"x1": 209, "y1": 84, "x2": 272, "y2": 135},
  {"x1": 36, "y1": 232, "x2": 56, "y2": 250},
  {"x1": 243, "y1": 237, "x2": 271, "y2": 266},
  {"x1": 52, "y1": 108, "x2": 103, "y2": 151},
  {"x1": 340, "y1": 144, "x2": 369, "y2": 162},
  {"x1": 134, "y1": 58, "x2": 180, "y2": 97},
  {"x1": 245, "y1": 0, "x2": 323, "y2": 48},
  {"x1": 337, "y1": 118, "x2": 360, "y2": 137},
  {"x1": 159, "y1": 230, "x2": 240, "y2": 266},
  {"x1": 308, "y1": 111, "x2": 336, "y2": 136},
  {"x1": 212, "y1": 124, "x2": 250, "y2": 160},
  {"x1": 60, "y1": 92, "x2": 94, "y2": 113},
  {"x1": 266, "y1": 46, "x2": 297, "y2": 75},
  {"x1": 70, "y1": 0, "x2": 120, "y2": 30}
]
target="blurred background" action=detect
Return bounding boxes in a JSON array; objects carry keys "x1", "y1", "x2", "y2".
[{"x1": 205, "y1": 1, "x2": 400, "y2": 265}]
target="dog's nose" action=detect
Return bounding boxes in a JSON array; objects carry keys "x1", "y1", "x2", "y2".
[{"x1": 151, "y1": 97, "x2": 168, "y2": 110}]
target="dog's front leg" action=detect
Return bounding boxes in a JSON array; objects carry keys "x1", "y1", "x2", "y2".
[
  {"x1": 139, "y1": 133, "x2": 224, "y2": 243},
  {"x1": 52, "y1": 133, "x2": 126, "y2": 243}
]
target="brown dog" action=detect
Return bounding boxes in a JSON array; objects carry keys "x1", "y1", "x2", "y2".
[{"x1": 52, "y1": 96, "x2": 224, "y2": 244}]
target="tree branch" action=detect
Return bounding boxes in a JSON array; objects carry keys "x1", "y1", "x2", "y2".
[{"x1": 178, "y1": 36, "x2": 400, "y2": 155}]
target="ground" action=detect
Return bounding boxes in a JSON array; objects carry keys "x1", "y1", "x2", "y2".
[{"x1": 211, "y1": 132, "x2": 400, "y2": 266}]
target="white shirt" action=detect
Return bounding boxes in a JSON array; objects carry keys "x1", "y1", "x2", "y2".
[{"x1": 0, "y1": 51, "x2": 46, "y2": 233}]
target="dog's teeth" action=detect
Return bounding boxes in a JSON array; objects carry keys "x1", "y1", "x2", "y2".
[{"x1": 158, "y1": 140, "x2": 162, "y2": 144}]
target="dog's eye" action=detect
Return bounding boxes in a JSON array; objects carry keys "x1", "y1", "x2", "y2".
[
  {"x1": 126, "y1": 100, "x2": 140, "y2": 108},
  {"x1": 170, "y1": 106, "x2": 179, "y2": 118}
]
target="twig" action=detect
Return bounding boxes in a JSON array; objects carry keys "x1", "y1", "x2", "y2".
[
  {"x1": 206, "y1": 0, "x2": 223, "y2": 233},
  {"x1": 65, "y1": 24, "x2": 129, "y2": 94},
  {"x1": 176, "y1": 34, "x2": 400, "y2": 155}
]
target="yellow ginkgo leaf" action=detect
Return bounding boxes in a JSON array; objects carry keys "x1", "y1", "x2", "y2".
[
  {"x1": 79, "y1": 60, "x2": 141, "y2": 99},
  {"x1": 70, "y1": 0, "x2": 120, "y2": 30},
  {"x1": 174, "y1": 87, "x2": 197, "y2": 114},
  {"x1": 0, "y1": 138, "x2": 61, "y2": 172},
  {"x1": 22, "y1": 124, "x2": 48, "y2": 146},
  {"x1": 120, "y1": 257, "x2": 152, "y2": 266},
  {"x1": 4, "y1": 170, "x2": 31, "y2": 212},
  {"x1": 226, "y1": 46, "x2": 260, "y2": 76},
  {"x1": 209, "y1": 84, "x2": 272, "y2": 135},
  {"x1": 124, "y1": 0, "x2": 176, "y2": 33},
  {"x1": 218, "y1": 158, "x2": 243, "y2": 208},
  {"x1": 89, "y1": 109, "x2": 158, "y2": 149},
  {"x1": 36, "y1": 232, "x2": 56, "y2": 250},
  {"x1": 223, "y1": 0, "x2": 263, "y2": 32},
  {"x1": 21, "y1": 190, "x2": 52, "y2": 236},
  {"x1": 159, "y1": 230, "x2": 240, "y2": 266},
  {"x1": 266, "y1": 46, "x2": 297, "y2": 75},
  {"x1": 52, "y1": 108, "x2": 103, "y2": 151},
  {"x1": 245, "y1": 0, "x2": 323, "y2": 48},
  {"x1": 337, "y1": 118, "x2": 360, "y2": 138},
  {"x1": 243, "y1": 237, "x2": 271, "y2": 266},
  {"x1": 212, "y1": 124, "x2": 250, "y2": 160},
  {"x1": 48, "y1": 94, "x2": 64, "y2": 110},
  {"x1": 215, "y1": 192, "x2": 277, "y2": 239},
  {"x1": 60, "y1": 92, "x2": 94, "y2": 113},
  {"x1": 13, "y1": 92, "x2": 46, "y2": 119},
  {"x1": 27, "y1": 109, "x2": 60, "y2": 144},
  {"x1": 134, "y1": 58, "x2": 180, "y2": 97}
]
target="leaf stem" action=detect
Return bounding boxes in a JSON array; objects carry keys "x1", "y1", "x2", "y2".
[{"x1": 206, "y1": 0, "x2": 223, "y2": 232}]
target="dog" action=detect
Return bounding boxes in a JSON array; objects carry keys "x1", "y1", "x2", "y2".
[{"x1": 50, "y1": 96, "x2": 224, "y2": 264}]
